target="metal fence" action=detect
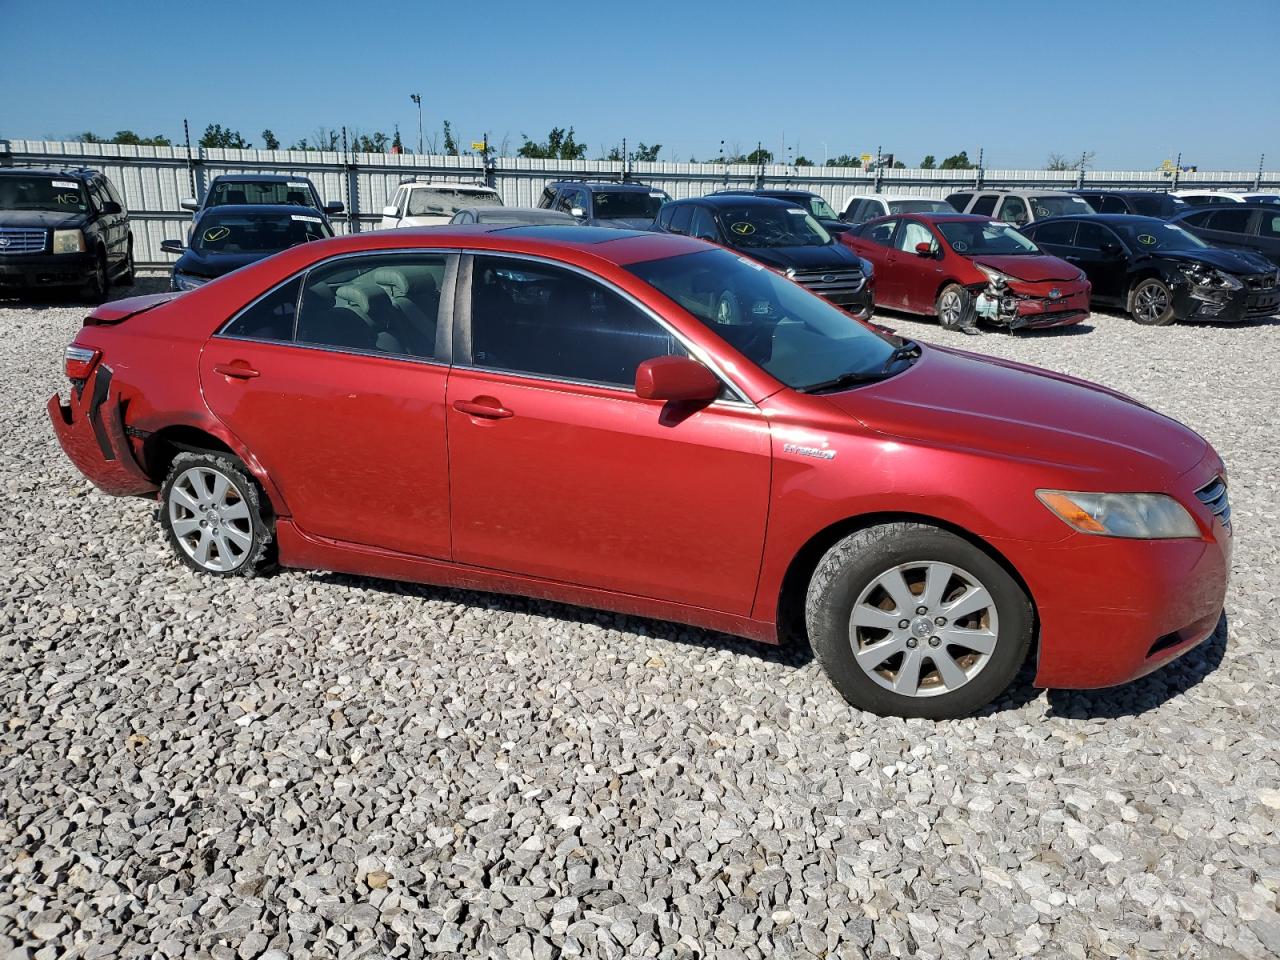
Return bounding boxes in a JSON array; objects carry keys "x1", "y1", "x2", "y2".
[{"x1": 4, "y1": 139, "x2": 1277, "y2": 266}]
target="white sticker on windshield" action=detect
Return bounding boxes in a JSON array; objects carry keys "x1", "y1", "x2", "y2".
[
  {"x1": 786, "y1": 208, "x2": 807, "y2": 214},
  {"x1": 51, "y1": 180, "x2": 78, "y2": 189},
  {"x1": 291, "y1": 215, "x2": 322, "y2": 223},
  {"x1": 288, "y1": 181, "x2": 309, "y2": 189},
  {"x1": 736, "y1": 256, "x2": 764, "y2": 270},
  {"x1": 649, "y1": 192, "x2": 664, "y2": 198}
]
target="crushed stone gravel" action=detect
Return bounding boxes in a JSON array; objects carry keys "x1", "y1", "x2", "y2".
[{"x1": 1, "y1": 283, "x2": 1277, "y2": 959}]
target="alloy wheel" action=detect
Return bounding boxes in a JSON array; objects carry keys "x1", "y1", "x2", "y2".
[
  {"x1": 939, "y1": 291, "x2": 963, "y2": 326},
  {"x1": 1134, "y1": 282, "x2": 1170, "y2": 323},
  {"x1": 848, "y1": 560, "x2": 1000, "y2": 698},
  {"x1": 167, "y1": 465, "x2": 255, "y2": 572}
]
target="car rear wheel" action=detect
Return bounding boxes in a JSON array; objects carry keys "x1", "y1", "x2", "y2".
[
  {"x1": 119, "y1": 240, "x2": 136, "y2": 286},
  {"x1": 936, "y1": 284, "x2": 976, "y2": 332},
  {"x1": 160, "y1": 452, "x2": 272, "y2": 577},
  {"x1": 805, "y1": 522, "x2": 1032, "y2": 719},
  {"x1": 1129, "y1": 277, "x2": 1177, "y2": 325}
]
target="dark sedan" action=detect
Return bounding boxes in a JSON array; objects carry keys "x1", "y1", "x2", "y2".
[
  {"x1": 1172, "y1": 205, "x2": 1280, "y2": 268},
  {"x1": 1022, "y1": 214, "x2": 1279, "y2": 324},
  {"x1": 161, "y1": 205, "x2": 333, "y2": 291},
  {"x1": 653, "y1": 195, "x2": 873, "y2": 318}
]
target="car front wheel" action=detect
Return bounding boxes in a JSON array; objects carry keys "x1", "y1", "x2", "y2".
[
  {"x1": 805, "y1": 523, "x2": 1032, "y2": 719},
  {"x1": 936, "y1": 283, "x2": 977, "y2": 332},
  {"x1": 1129, "y1": 277, "x2": 1177, "y2": 325},
  {"x1": 160, "y1": 452, "x2": 272, "y2": 577}
]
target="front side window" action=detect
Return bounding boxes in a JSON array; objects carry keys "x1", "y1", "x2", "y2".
[
  {"x1": 469, "y1": 256, "x2": 687, "y2": 387},
  {"x1": 193, "y1": 211, "x2": 331, "y2": 254},
  {"x1": 1206, "y1": 209, "x2": 1251, "y2": 233},
  {"x1": 938, "y1": 220, "x2": 1039, "y2": 256},
  {"x1": 627, "y1": 248, "x2": 896, "y2": 390},
  {"x1": 895, "y1": 220, "x2": 935, "y2": 252},
  {"x1": 1096, "y1": 195, "x2": 1129, "y2": 214},
  {"x1": 0, "y1": 175, "x2": 89, "y2": 213},
  {"x1": 690, "y1": 207, "x2": 719, "y2": 241},
  {"x1": 538, "y1": 187, "x2": 558, "y2": 209},
  {"x1": 297, "y1": 254, "x2": 447, "y2": 358},
  {"x1": 666, "y1": 205, "x2": 694, "y2": 235},
  {"x1": 592, "y1": 190, "x2": 667, "y2": 220},
  {"x1": 998, "y1": 195, "x2": 1029, "y2": 225},
  {"x1": 1028, "y1": 219, "x2": 1077, "y2": 246},
  {"x1": 1074, "y1": 221, "x2": 1124, "y2": 252}
]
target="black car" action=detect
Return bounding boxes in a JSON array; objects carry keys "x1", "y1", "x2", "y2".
[
  {"x1": 182, "y1": 174, "x2": 344, "y2": 221},
  {"x1": 0, "y1": 166, "x2": 133, "y2": 299},
  {"x1": 710, "y1": 189, "x2": 850, "y2": 234},
  {"x1": 653, "y1": 195, "x2": 873, "y2": 318},
  {"x1": 1172, "y1": 205, "x2": 1280, "y2": 268},
  {"x1": 1022, "y1": 214, "x2": 1279, "y2": 325},
  {"x1": 161, "y1": 204, "x2": 333, "y2": 291},
  {"x1": 1072, "y1": 190, "x2": 1189, "y2": 219},
  {"x1": 537, "y1": 179, "x2": 670, "y2": 229}
]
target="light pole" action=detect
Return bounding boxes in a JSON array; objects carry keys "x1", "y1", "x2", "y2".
[
  {"x1": 409, "y1": 93, "x2": 423, "y2": 155},
  {"x1": 820, "y1": 141, "x2": 828, "y2": 166}
]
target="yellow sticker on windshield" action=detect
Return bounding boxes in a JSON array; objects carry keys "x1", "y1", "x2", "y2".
[
  {"x1": 1137, "y1": 233, "x2": 1157, "y2": 245},
  {"x1": 203, "y1": 227, "x2": 230, "y2": 242},
  {"x1": 730, "y1": 221, "x2": 755, "y2": 236}
]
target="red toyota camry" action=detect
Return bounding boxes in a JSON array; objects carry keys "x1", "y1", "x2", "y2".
[
  {"x1": 49, "y1": 225, "x2": 1230, "y2": 718},
  {"x1": 843, "y1": 213, "x2": 1091, "y2": 332}
]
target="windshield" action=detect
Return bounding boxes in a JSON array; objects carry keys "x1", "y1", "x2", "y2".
[
  {"x1": 209, "y1": 180, "x2": 319, "y2": 207},
  {"x1": 807, "y1": 197, "x2": 839, "y2": 220},
  {"x1": 1243, "y1": 194, "x2": 1280, "y2": 205},
  {"x1": 1028, "y1": 195, "x2": 1095, "y2": 217},
  {"x1": 626, "y1": 248, "x2": 896, "y2": 389},
  {"x1": 592, "y1": 190, "x2": 667, "y2": 220},
  {"x1": 719, "y1": 205, "x2": 832, "y2": 248},
  {"x1": 938, "y1": 220, "x2": 1040, "y2": 256},
  {"x1": 887, "y1": 199, "x2": 952, "y2": 215},
  {"x1": 193, "y1": 211, "x2": 332, "y2": 253},
  {"x1": 1114, "y1": 221, "x2": 1208, "y2": 252},
  {"x1": 1128, "y1": 194, "x2": 1188, "y2": 218},
  {"x1": 0, "y1": 175, "x2": 88, "y2": 213},
  {"x1": 408, "y1": 189, "x2": 501, "y2": 217}
]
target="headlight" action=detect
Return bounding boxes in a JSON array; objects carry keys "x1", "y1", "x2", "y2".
[
  {"x1": 858, "y1": 257, "x2": 874, "y2": 277},
  {"x1": 1178, "y1": 263, "x2": 1241, "y2": 290},
  {"x1": 975, "y1": 263, "x2": 1011, "y2": 286},
  {"x1": 1076, "y1": 270, "x2": 1087, "y2": 282},
  {"x1": 1037, "y1": 490, "x2": 1199, "y2": 539},
  {"x1": 172, "y1": 272, "x2": 208, "y2": 292},
  {"x1": 52, "y1": 229, "x2": 86, "y2": 254},
  {"x1": 784, "y1": 267, "x2": 797, "y2": 279}
]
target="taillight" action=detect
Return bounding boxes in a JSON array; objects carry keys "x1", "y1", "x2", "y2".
[{"x1": 65, "y1": 344, "x2": 101, "y2": 381}]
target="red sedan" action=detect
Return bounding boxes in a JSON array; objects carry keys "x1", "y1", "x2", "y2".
[
  {"x1": 843, "y1": 213, "x2": 1091, "y2": 332},
  {"x1": 49, "y1": 225, "x2": 1229, "y2": 718}
]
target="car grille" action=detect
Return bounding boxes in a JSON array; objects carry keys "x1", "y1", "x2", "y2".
[
  {"x1": 1195, "y1": 476, "x2": 1231, "y2": 533},
  {"x1": 790, "y1": 268, "x2": 866, "y2": 295},
  {"x1": 1243, "y1": 272, "x2": 1279, "y2": 291},
  {"x1": 0, "y1": 228, "x2": 47, "y2": 254}
]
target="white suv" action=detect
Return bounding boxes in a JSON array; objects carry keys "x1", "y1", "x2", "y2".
[
  {"x1": 380, "y1": 180, "x2": 503, "y2": 229},
  {"x1": 1174, "y1": 189, "x2": 1280, "y2": 207}
]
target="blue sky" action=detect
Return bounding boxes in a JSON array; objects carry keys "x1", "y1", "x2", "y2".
[{"x1": 2, "y1": 0, "x2": 1277, "y2": 170}]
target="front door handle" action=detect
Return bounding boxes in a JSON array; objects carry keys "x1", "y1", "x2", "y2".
[
  {"x1": 453, "y1": 397, "x2": 513, "y2": 420},
  {"x1": 212, "y1": 361, "x2": 260, "y2": 380}
]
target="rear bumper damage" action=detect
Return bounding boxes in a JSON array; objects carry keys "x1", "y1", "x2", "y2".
[{"x1": 47, "y1": 365, "x2": 157, "y2": 497}]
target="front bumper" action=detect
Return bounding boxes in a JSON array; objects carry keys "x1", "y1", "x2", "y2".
[
  {"x1": 47, "y1": 365, "x2": 157, "y2": 497},
  {"x1": 0, "y1": 252, "x2": 94, "y2": 289},
  {"x1": 818, "y1": 285, "x2": 874, "y2": 320},
  {"x1": 1009, "y1": 452, "x2": 1231, "y2": 689},
  {"x1": 1176, "y1": 280, "x2": 1280, "y2": 322},
  {"x1": 975, "y1": 280, "x2": 1090, "y2": 330}
]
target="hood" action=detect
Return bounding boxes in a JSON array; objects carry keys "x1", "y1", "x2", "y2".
[
  {"x1": 175, "y1": 249, "x2": 278, "y2": 279},
  {"x1": 738, "y1": 242, "x2": 858, "y2": 272},
  {"x1": 596, "y1": 217, "x2": 656, "y2": 230},
  {"x1": 0, "y1": 209, "x2": 88, "y2": 230},
  {"x1": 1159, "y1": 247, "x2": 1275, "y2": 275},
  {"x1": 824, "y1": 346, "x2": 1207, "y2": 484},
  {"x1": 971, "y1": 254, "x2": 1080, "y2": 282}
]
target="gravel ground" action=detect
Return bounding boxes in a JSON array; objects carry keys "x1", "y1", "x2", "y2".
[{"x1": 2, "y1": 283, "x2": 1278, "y2": 960}]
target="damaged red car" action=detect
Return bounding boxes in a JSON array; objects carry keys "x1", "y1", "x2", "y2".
[
  {"x1": 49, "y1": 225, "x2": 1229, "y2": 719},
  {"x1": 843, "y1": 213, "x2": 1091, "y2": 332}
]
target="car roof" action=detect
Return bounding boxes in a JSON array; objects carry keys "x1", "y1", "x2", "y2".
[
  {"x1": 551, "y1": 180, "x2": 660, "y2": 192},
  {"x1": 198, "y1": 203, "x2": 327, "y2": 217},
  {"x1": 464, "y1": 207, "x2": 575, "y2": 223},
  {"x1": 675, "y1": 195, "x2": 796, "y2": 209},
  {"x1": 864, "y1": 212, "x2": 991, "y2": 226},
  {"x1": 1072, "y1": 190, "x2": 1178, "y2": 198},
  {"x1": 1172, "y1": 203, "x2": 1277, "y2": 215},
  {"x1": 1028, "y1": 213, "x2": 1164, "y2": 225},
  {"x1": 210, "y1": 174, "x2": 311, "y2": 184},
  {"x1": 713, "y1": 189, "x2": 820, "y2": 198},
  {"x1": 407, "y1": 182, "x2": 498, "y2": 192},
  {"x1": 0, "y1": 167, "x2": 96, "y2": 179}
]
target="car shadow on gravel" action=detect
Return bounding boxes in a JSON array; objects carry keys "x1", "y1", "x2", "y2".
[
  {"x1": 873, "y1": 309, "x2": 1096, "y2": 338},
  {"x1": 307, "y1": 571, "x2": 815, "y2": 669}
]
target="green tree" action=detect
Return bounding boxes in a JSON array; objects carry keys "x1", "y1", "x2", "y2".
[
  {"x1": 921, "y1": 155, "x2": 936, "y2": 169},
  {"x1": 940, "y1": 151, "x2": 975, "y2": 170},
  {"x1": 794, "y1": 155, "x2": 812, "y2": 167},
  {"x1": 517, "y1": 127, "x2": 587, "y2": 160},
  {"x1": 826, "y1": 154, "x2": 862, "y2": 168},
  {"x1": 261, "y1": 129, "x2": 281, "y2": 150},
  {"x1": 745, "y1": 147, "x2": 773, "y2": 164},
  {"x1": 73, "y1": 132, "x2": 106, "y2": 143},
  {"x1": 199, "y1": 124, "x2": 250, "y2": 149},
  {"x1": 632, "y1": 142, "x2": 661, "y2": 162},
  {"x1": 442, "y1": 120, "x2": 459, "y2": 156}
]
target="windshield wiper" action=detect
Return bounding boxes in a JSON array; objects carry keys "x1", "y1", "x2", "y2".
[
  {"x1": 880, "y1": 339, "x2": 922, "y2": 373},
  {"x1": 799, "y1": 370, "x2": 891, "y2": 394}
]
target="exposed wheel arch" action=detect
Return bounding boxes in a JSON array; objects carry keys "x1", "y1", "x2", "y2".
[
  {"x1": 775, "y1": 511, "x2": 1039, "y2": 655},
  {"x1": 142, "y1": 425, "x2": 236, "y2": 484}
]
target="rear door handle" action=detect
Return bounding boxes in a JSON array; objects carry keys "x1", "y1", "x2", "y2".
[
  {"x1": 453, "y1": 397, "x2": 513, "y2": 420},
  {"x1": 212, "y1": 361, "x2": 260, "y2": 380}
]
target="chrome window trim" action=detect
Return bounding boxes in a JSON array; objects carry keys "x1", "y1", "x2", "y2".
[
  {"x1": 458, "y1": 248, "x2": 755, "y2": 407},
  {"x1": 213, "y1": 248, "x2": 461, "y2": 366}
]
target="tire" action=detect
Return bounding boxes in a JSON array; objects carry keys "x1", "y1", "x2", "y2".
[
  {"x1": 82, "y1": 251, "x2": 108, "y2": 304},
  {"x1": 936, "y1": 283, "x2": 975, "y2": 331},
  {"x1": 1128, "y1": 277, "x2": 1177, "y2": 326},
  {"x1": 119, "y1": 240, "x2": 136, "y2": 286},
  {"x1": 159, "y1": 452, "x2": 273, "y2": 577},
  {"x1": 805, "y1": 522, "x2": 1032, "y2": 719},
  {"x1": 715, "y1": 290, "x2": 742, "y2": 325}
]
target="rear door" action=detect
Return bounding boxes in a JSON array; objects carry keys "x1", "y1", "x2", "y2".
[
  {"x1": 1195, "y1": 207, "x2": 1256, "y2": 253},
  {"x1": 1252, "y1": 209, "x2": 1280, "y2": 266},
  {"x1": 445, "y1": 252, "x2": 771, "y2": 613},
  {"x1": 200, "y1": 251, "x2": 456, "y2": 558}
]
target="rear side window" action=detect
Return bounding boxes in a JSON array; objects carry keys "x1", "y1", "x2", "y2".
[
  {"x1": 970, "y1": 194, "x2": 998, "y2": 216},
  {"x1": 1030, "y1": 220, "x2": 1077, "y2": 246},
  {"x1": 1182, "y1": 210, "x2": 1213, "y2": 227},
  {"x1": 945, "y1": 193, "x2": 971, "y2": 212},
  {"x1": 1096, "y1": 195, "x2": 1129, "y2": 213},
  {"x1": 221, "y1": 277, "x2": 303, "y2": 342},
  {"x1": 864, "y1": 219, "x2": 897, "y2": 246},
  {"x1": 1074, "y1": 221, "x2": 1119, "y2": 252},
  {"x1": 1206, "y1": 209, "x2": 1251, "y2": 233},
  {"x1": 1258, "y1": 214, "x2": 1280, "y2": 239},
  {"x1": 468, "y1": 256, "x2": 687, "y2": 388}
]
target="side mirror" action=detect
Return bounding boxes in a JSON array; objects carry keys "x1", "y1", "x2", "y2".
[
  {"x1": 381, "y1": 205, "x2": 399, "y2": 219},
  {"x1": 180, "y1": 198, "x2": 199, "y2": 212},
  {"x1": 100, "y1": 201, "x2": 122, "y2": 215},
  {"x1": 160, "y1": 239, "x2": 184, "y2": 255},
  {"x1": 635, "y1": 356, "x2": 720, "y2": 403},
  {"x1": 914, "y1": 241, "x2": 934, "y2": 257},
  {"x1": 570, "y1": 206, "x2": 585, "y2": 218},
  {"x1": 325, "y1": 201, "x2": 345, "y2": 214}
]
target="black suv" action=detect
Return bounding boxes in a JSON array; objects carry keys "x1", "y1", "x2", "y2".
[
  {"x1": 1072, "y1": 190, "x2": 1189, "y2": 219},
  {"x1": 710, "y1": 189, "x2": 850, "y2": 234},
  {"x1": 537, "y1": 179, "x2": 670, "y2": 229},
  {"x1": 0, "y1": 166, "x2": 133, "y2": 299}
]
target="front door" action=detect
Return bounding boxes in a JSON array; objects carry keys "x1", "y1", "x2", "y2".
[
  {"x1": 200, "y1": 252, "x2": 455, "y2": 558},
  {"x1": 890, "y1": 218, "x2": 945, "y2": 312},
  {"x1": 446, "y1": 254, "x2": 771, "y2": 614},
  {"x1": 1069, "y1": 221, "x2": 1129, "y2": 304}
]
